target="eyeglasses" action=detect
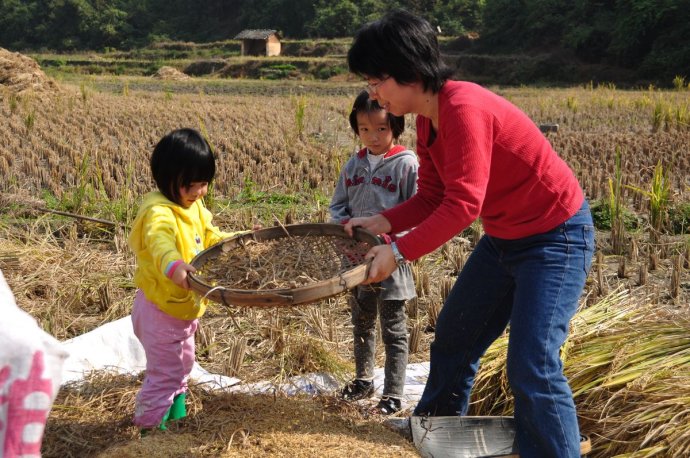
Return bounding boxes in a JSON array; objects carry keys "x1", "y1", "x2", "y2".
[{"x1": 365, "y1": 76, "x2": 390, "y2": 95}]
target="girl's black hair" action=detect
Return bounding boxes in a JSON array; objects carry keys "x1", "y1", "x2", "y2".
[
  {"x1": 349, "y1": 90, "x2": 405, "y2": 139},
  {"x1": 150, "y1": 128, "x2": 215, "y2": 205},
  {"x1": 348, "y1": 10, "x2": 453, "y2": 93}
]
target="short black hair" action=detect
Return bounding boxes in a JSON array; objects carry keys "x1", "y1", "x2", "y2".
[
  {"x1": 349, "y1": 90, "x2": 405, "y2": 139},
  {"x1": 348, "y1": 10, "x2": 452, "y2": 93},
  {"x1": 150, "y1": 128, "x2": 215, "y2": 205}
]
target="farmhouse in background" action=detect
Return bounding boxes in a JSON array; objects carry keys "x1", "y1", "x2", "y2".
[{"x1": 234, "y1": 29, "x2": 281, "y2": 57}]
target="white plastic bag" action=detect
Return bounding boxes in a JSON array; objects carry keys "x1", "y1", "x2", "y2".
[{"x1": 0, "y1": 270, "x2": 68, "y2": 457}]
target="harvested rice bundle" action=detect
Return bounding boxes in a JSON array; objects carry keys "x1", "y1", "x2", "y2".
[{"x1": 467, "y1": 289, "x2": 690, "y2": 457}]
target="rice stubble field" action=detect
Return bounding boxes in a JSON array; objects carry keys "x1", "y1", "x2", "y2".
[{"x1": 1, "y1": 56, "x2": 689, "y2": 457}]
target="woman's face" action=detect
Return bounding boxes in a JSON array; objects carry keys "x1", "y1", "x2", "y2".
[{"x1": 365, "y1": 76, "x2": 417, "y2": 116}]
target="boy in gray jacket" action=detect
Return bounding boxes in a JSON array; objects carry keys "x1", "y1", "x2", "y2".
[{"x1": 330, "y1": 90, "x2": 418, "y2": 414}]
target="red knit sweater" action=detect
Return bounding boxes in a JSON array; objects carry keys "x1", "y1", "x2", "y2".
[{"x1": 383, "y1": 81, "x2": 584, "y2": 261}]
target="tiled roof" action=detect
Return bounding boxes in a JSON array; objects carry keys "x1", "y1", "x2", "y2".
[{"x1": 234, "y1": 29, "x2": 278, "y2": 40}]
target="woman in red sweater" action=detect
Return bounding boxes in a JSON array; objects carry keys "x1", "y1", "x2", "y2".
[{"x1": 344, "y1": 10, "x2": 594, "y2": 458}]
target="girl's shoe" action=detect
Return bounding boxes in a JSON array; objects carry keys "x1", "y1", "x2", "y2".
[
  {"x1": 158, "y1": 406, "x2": 171, "y2": 430},
  {"x1": 169, "y1": 392, "x2": 187, "y2": 420},
  {"x1": 140, "y1": 415, "x2": 168, "y2": 438},
  {"x1": 140, "y1": 393, "x2": 187, "y2": 437}
]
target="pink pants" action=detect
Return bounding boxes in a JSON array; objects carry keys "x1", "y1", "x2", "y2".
[{"x1": 131, "y1": 290, "x2": 198, "y2": 428}]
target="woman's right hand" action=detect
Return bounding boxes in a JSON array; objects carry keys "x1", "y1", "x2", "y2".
[
  {"x1": 361, "y1": 244, "x2": 397, "y2": 284},
  {"x1": 343, "y1": 214, "x2": 392, "y2": 237}
]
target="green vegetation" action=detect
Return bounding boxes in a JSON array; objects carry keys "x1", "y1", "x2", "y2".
[
  {"x1": 293, "y1": 94, "x2": 307, "y2": 138},
  {"x1": 627, "y1": 161, "x2": 672, "y2": 243},
  {"x1": 608, "y1": 146, "x2": 625, "y2": 254},
  {"x1": 261, "y1": 63, "x2": 297, "y2": 79},
  {"x1": 0, "y1": 0, "x2": 481, "y2": 49},
  {"x1": 590, "y1": 200, "x2": 641, "y2": 233},
  {"x1": 1, "y1": 0, "x2": 688, "y2": 85},
  {"x1": 673, "y1": 75, "x2": 687, "y2": 91},
  {"x1": 480, "y1": 0, "x2": 690, "y2": 82},
  {"x1": 668, "y1": 203, "x2": 690, "y2": 235},
  {"x1": 237, "y1": 176, "x2": 301, "y2": 206}
]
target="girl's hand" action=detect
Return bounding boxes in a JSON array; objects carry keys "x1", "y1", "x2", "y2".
[
  {"x1": 343, "y1": 214, "x2": 392, "y2": 237},
  {"x1": 361, "y1": 244, "x2": 397, "y2": 284},
  {"x1": 171, "y1": 262, "x2": 196, "y2": 290}
]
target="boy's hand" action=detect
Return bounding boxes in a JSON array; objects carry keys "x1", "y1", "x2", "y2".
[{"x1": 171, "y1": 262, "x2": 196, "y2": 290}]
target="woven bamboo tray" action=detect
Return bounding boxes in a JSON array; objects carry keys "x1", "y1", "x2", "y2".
[{"x1": 188, "y1": 223, "x2": 380, "y2": 307}]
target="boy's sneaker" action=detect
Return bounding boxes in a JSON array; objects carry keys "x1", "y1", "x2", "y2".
[
  {"x1": 340, "y1": 379, "x2": 374, "y2": 401},
  {"x1": 373, "y1": 396, "x2": 402, "y2": 415}
]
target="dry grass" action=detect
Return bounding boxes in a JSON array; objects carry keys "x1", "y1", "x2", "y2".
[
  {"x1": 4, "y1": 212, "x2": 683, "y2": 456},
  {"x1": 0, "y1": 220, "x2": 132, "y2": 339},
  {"x1": 0, "y1": 218, "x2": 437, "y2": 385},
  {"x1": 44, "y1": 373, "x2": 418, "y2": 458}
]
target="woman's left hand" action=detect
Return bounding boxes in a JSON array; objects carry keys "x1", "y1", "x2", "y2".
[
  {"x1": 361, "y1": 244, "x2": 398, "y2": 284},
  {"x1": 343, "y1": 214, "x2": 392, "y2": 237}
]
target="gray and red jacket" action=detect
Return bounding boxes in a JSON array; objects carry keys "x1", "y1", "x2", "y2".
[{"x1": 329, "y1": 145, "x2": 418, "y2": 300}]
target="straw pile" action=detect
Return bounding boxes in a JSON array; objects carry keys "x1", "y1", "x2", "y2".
[
  {"x1": 43, "y1": 373, "x2": 418, "y2": 458},
  {"x1": 152, "y1": 66, "x2": 190, "y2": 80},
  {"x1": 469, "y1": 289, "x2": 690, "y2": 457},
  {"x1": 0, "y1": 223, "x2": 134, "y2": 340},
  {"x1": 0, "y1": 48, "x2": 60, "y2": 93}
]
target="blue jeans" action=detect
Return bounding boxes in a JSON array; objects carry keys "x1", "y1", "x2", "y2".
[{"x1": 414, "y1": 201, "x2": 595, "y2": 458}]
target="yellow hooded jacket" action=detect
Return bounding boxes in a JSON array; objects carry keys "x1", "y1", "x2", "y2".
[{"x1": 128, "y1": 191, "x2": 240, "y2": 320}]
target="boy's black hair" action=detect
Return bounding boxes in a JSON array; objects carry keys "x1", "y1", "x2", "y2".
[
  {"x1": 348, "y1": 10, "x2": 452, "y2": 94},
  {"x1": 150, "y1": 128, "x2": 215, "y2": 205},
  {"x1": 349, "y1": 90, "x2": 405, "y2": 139}
]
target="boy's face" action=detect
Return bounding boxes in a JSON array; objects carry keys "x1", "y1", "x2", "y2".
[
  {"x1": 356, "y1": 110, "x2": 395, "y2": 155},
  {"x1": 179, "y1": 181, "x2": 209, "y2": 208}
]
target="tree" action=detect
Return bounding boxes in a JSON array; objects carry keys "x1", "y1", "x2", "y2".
[
  {"x1": 238, "y1": 0, "x2": 316, "y2": 38},
  {"x1": 480, "y1": 0, "x2": 529, "y2": 50},
  {"x1": 308, "y1": 0, "x2": 360, "y2": 38},
  {"x1": 0, "y1": 0, "x2": 37, "y2": 49},
  {"x1": 433, "y1": 0, "x2": 484, "y2": 35},
  {"x1": 561, "y1": 0, "x2": 616, "y2": 63}
]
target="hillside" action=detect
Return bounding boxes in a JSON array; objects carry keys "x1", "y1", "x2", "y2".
[{"x1": 27, "y1": 37, "x2": 658, "y2": 88}]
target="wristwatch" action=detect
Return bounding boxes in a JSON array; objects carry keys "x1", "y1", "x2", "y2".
[{"x1": 390, "y1": 242, "x2": 407, "y2": 267}]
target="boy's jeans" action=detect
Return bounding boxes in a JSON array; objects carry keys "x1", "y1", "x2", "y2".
[
  {"x1": 414, "y1": 201, "x2": 595, "y2": 458},
  {"x1": 351, "y1": 290, "x2": 408, "y2": 398}
]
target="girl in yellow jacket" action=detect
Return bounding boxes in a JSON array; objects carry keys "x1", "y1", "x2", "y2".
[{"x1": 128, "y1": 128, "x2": 243, "y2": 432}]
